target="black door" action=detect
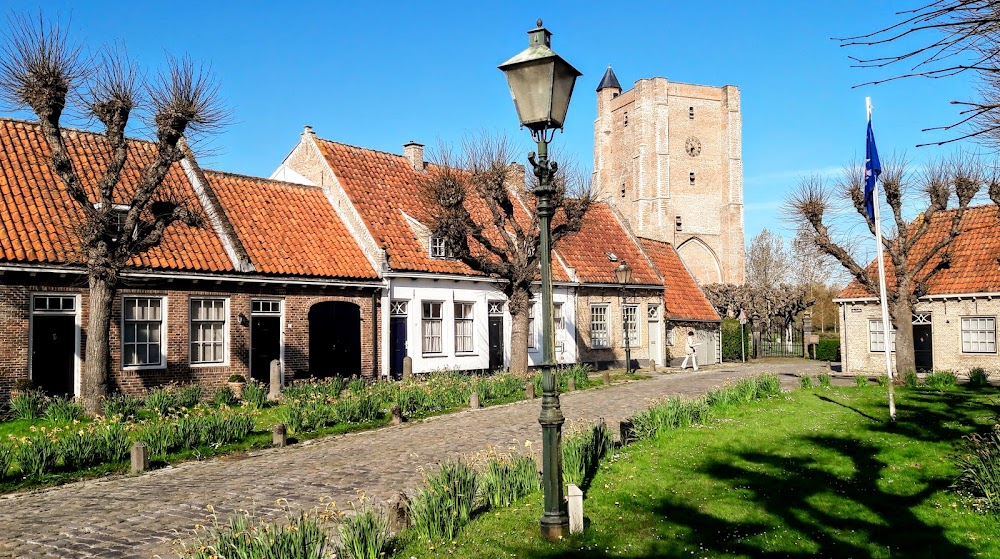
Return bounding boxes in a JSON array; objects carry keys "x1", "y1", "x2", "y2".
[
  {"x1": 489, "y1": 316, "x2": 504, "y2": 371},
  {"x1": 251, "y1": 316, "x2": 281, "y2": 383},
  {"x1": 32, "y1": 315, "x2": 75, "y2": 396},
  {"x1": 913, "y1": 324, "x2": 933, "y2": 372},
  {"x1": 390, "y1": 316, "x2": 407, "y2": 379},
  {"x1": 309, "y1": 302, "x2": 361, "y2": 377}
]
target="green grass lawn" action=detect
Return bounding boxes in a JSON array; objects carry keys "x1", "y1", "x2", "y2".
[{"x1": 396, "y1": 385, "x2": 1000, "y2": 558}]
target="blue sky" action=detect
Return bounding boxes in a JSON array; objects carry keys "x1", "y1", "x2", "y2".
[{"x1": 1, "y1": 0, "x2": 981, "y2": 243}]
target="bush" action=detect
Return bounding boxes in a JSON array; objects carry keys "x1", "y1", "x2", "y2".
[
  {"x1": 799, "y1": 375, "x2": 813, "y2": 389},
  {"x1": 410, "y1": 460, "x2": 479, "y2": 541},
  {"x1": 338, "y1": 505, "x2": 392, "y2": 559},
  {"x1": 855, "y1": 375, "x2": 869, "y2": 388},
  {"x1": 213, "y1": 386, "x2": 237, "y2": 407},
  {"x1": 8, "y1": 389, "x2": 47, "y2": 420},
  {"x1": 903, "y1": 369, "x2": 919, "y2": 388},
  {"x1": 720, "y1": 318, "x2": 751, "y2": 362},
  {"x1": 563, "y1": 421, "x2": 614, "y2": 487},
  {"x1": 102, "y1": 393, "x2": 142, "y2": 420},
  {"x1": 814, "y1": 339, "x2": 840, "y2": 361},
  {"x1": 876, "y1": 374, "x2": 889, "y2": 387},
  {"x1": 924, "y1": 371, "x2": 958, "y2": 390},
  {"x1": 176, "y1": 384, "x2": 204, "y2": 409},
  {"x1": 145, "y1": 387, "x2": 177, "y2": 417},
  {"x1": 969, "y1": 368, "x2": 991, "y2": 388},
  {"x1": 817, "y1": 373, "x2": 832, "y2": 388},
  {"x1": 241, "y1": 380, "x2": 268, "y2": 409},
  {"x1": 954, "y1": 426, "x2": 1000, "y2": 511},
  {"x1": 43, "y1": 396, "x2": 83, "y2": 423},
  {"x1": 479, "y1": 453, "x2": 539, "y2": 509}
]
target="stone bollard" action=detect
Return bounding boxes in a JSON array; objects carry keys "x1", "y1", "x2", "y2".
[
  {"x1": 826, "y1": 361, "x2": 832, "y2": 371},
  {"x1": 391, "y1": 405, "x2": 403, "y2": 425},
  {"x1": 567, "y1": 377, "x2": 576, "y2": 391},
  {"x1": 470, "y1": 392, "x2": 480, "y2": 409},
  {"x1": 388, "y1": 492, "x2": 411, "y2": 534},
  {"x1": 272, "y1": 423, "x2": 287, "y2": 447},
  {"x1": 619, "y1": 419, "x2": 635, "y2": 445},
  {"x1": 526, "y1": 382, "x2": 536, "y2": 399},
  {"x1": 402, "y1": 356, "x2": 413, "y2": 380},
  {"x1": 268, "y1": 359, "x2": 282, "y2": 401},
  {"x1": 603, "y1": 371, "x2": 611, "y2": 385},
  {"x1": 130, "y1": 441, "x2": 149, "y2": 475},
  {"x1": 567, "y1": 484, "x2": 584, "y2": 534}
]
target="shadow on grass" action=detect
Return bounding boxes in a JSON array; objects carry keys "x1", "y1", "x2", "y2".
[
  {"x1": 816, "y1": 393, "x2": 881, "y2": 422},
  {"x1": 492, "y1": 389, "x2": 993, "y2": 559}
]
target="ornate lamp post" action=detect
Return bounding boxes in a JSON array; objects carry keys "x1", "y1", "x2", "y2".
[
  {"x1": 499, "y1": 19, "x2": 581, "y2": 542},
  {"x1": 615, "y1": 261, "x2": 633, "y2": 375}
]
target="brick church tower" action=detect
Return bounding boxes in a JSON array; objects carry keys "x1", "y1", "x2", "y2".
[{"x1": 593, "y1": 67, "x2": 745, "y2": 285}]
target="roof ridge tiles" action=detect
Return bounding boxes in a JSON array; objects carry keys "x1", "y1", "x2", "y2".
[
  {"x1": 202, "y1": 168, "x2": 323, "y2": 190},
  {"x1": 0, "y1": 116, "x2": 160, "y2": 148}
]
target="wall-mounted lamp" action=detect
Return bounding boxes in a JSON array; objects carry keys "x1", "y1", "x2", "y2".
[{"x1": 238, "y1": 313, "x2": 249, "y2": 327}]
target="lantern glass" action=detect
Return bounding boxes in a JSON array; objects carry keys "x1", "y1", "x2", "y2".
[
  {"x1": 615, "y1": 262, "x2": 632, "y2": 285},
  {"x1": 499, "y1": 22, "x2": 581, "y2": 133}
]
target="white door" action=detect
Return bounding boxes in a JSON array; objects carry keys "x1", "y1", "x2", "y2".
[{"x1": 647, "y1": 305, "x2": 663, "y2": 366}]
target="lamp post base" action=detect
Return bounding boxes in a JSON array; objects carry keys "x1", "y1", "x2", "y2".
[{"x1": 540, "y1": 514, "x2": 569, "y2": 541}]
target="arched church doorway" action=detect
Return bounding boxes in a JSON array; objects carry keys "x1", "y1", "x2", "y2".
[{"x1": 308, "y1": 301, "x2": 361, "y2": 377}]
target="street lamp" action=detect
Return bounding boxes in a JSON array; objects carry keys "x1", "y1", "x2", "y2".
[
  {"x1": 499, "y1": 19, "x2": 581, "y2": 542},
  {"x1": 615, "y1": 261, "x2": 633, "y2": 375}
]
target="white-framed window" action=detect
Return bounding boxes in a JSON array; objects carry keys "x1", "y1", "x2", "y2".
[
  {"x1": 422, "y1": 301, "x2": 443, "y2": 354},
  {"x1": 455, "y1": 302, "x2": 474, "y2": 353},
  {"x1": 122, "y1": 296, "x2": 166, "y2": 368},
  {"x1": 390, "y1": 300, "x2": 408, "y2": 316},
  {"x1": 554, "y1": 303, "x2": 565, "y2": 352},
  {"x1": 430, "y1": 236, "x2": 453, "y2": 259},
  {"x1": 961, "y1": 317, "x2": 997, "y2": 354},
  {"x1": 527, "y1": 304, "x2": 537, "y2": 349},
  {"x1": 591, "y1": 304, "x2": 610, "y2": 349},
  {"x1": 623, "y1": 304, "x2": 639, "y2": 346},
  {"x1": 488, "y1": 301, "x2": 504, "y2": 316},
  {"x1": 251, "y1": 299, "x2": 281, "y2": 315},
  {"x1": 869, "y1": 319, "x2": 896, "y2": 352},
  {"x1": 33, "y1": 295, "x2": 76, "y2": 312},
  {"x1": 667, "y1": 328, "x2": 675, "y2": 346},
  {"x1": 190, "y1": 298, "x2": 227, "y2": 365}
]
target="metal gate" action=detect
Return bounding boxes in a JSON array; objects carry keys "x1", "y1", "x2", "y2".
[{"x1": 756, "y1": 323, "x2": 805, "y2": 358}]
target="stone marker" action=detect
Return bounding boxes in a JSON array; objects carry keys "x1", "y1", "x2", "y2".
[
  {"x1": 470, "y1": 392, "x2": 480, "y2": 409},
  {"x1": 619, "y1": 419, "x2": 634, "y2": 445},
  {"x1": 526, "y1": 382, "x2": 535, "y2": 399},
  {"x1": 391, "y1": 405, "x2": 403, "y2": 425},
  {"x1": 388, "y1": 492, "x2": 411, "y2": 534},
  {"x1": 130, "y1": 441, "x2": 149, "y2": 475},
  {"x1": 567, "y1": 377, "x2": 575, "y2": 391},
  {"x1": 272, "y1": 423, "x2": 287, "y2": 447},
  {"x1": 268, "y1": 359, "x2": 282, "y2": 401},
  {"x1": 603, "y1": 371, "x2": 611, "y2": 385},
  {"x1": 402, "y1": 356, "x2": 413, "y2": 380},
  {"x1": 567, "y1": 483, "x2": 584, "y2": 534}
]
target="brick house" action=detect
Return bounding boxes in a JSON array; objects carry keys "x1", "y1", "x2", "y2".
[
  {"x1": 834, "y1": 204, "x2": 1000, "y2": 374},
  {"x1": 0, "y1": 119, "x2": 382, "y2": 399}
]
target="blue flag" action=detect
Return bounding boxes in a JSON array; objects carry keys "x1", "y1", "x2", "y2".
[{"x1": 864, "y1": 117, "x2": 881, "y2": 222}]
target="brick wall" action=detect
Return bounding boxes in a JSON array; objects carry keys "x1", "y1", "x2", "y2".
[{"x1": 574, "y1": 286, "x2": 663, "y2": 367}]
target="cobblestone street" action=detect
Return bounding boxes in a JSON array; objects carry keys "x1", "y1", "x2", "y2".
[{"x1": 0, "y1": 360, "x2": 828, "y2": 558}]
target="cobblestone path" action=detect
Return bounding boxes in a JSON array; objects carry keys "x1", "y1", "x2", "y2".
[{"x1": 0, "y1": 360, "x2": 827, "y2": 558}]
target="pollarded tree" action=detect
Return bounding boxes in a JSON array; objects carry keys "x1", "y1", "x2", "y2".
[
  {"x1": 0, "y1": 16, "x2": 225, "y2": 413},
  {"x1": 746, "y1": 228, "x2": 791, "y2": 290},
  {"x1": 786, "y1": 156, "x2": 988, "y2": 375},
  {"x1": 421, "y1": 134, "x2": 590, "y2": 375}
]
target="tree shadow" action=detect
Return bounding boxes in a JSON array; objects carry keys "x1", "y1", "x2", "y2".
[{"x1": 816, "y1": 394, "x2": 881, "y2": 422}]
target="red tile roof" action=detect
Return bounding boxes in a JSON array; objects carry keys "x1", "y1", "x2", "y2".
[
  {"x1": 557, "y1": 203, "x2": 661, "y2": 285},
  {"x1": 204, "y1": 171, "x2": 378, "y2": 279},
  {"x1": 838, "y1": 204, "x2": 1000, "y2": 298},
  {"x1": 314, "y1": 137, "x2": 572, "y2": 281},
  {"x1": 639, "y1": 238, "x2": 721, "y2": 321},
  {"x1": 0, "y1": 118, "x2": 233, "y2": 272}
]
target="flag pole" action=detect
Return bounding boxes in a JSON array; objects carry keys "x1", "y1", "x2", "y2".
[{"x1": 867, "y1": 96, "x2": 897, "y2": 422}]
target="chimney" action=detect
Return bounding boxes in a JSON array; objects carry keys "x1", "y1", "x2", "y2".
[
  {"x1": 403, "y1": 141, "x2": 424, "y2": 171},
  {"x1": 302, "y1": 125, "x2": 316, "y2": 138}
]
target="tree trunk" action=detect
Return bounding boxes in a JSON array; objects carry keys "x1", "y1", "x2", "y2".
[
  {"x1": 890, "y1": 296, "x2": 916, "y2": 378},
  {"x1": 507, "y1": 285, "x2": 531, "y2": 376},
  {"x1": 82, "y1": 275, "x2": 115, "y2": 415}
]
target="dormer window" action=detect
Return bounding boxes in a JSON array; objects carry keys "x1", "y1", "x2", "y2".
[
  {"x1": 430, "y1": 235, "x2": 453, "y2": 259},
  {"x1": 95, "y1": 203, "x2": 131, "y2": 240}
]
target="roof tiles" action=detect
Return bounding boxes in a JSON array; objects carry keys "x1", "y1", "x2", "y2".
[
  {"x1": 639, "y1": 237, "x2": 721, "y2": 321},
  {"x1": 556, "y1": 203, "x2": 661, "y2": 285}
]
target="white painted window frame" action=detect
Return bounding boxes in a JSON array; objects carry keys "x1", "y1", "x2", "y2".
[
  {"x1": 189, "y1": 297, "x2": 229, "y2": 366},
  {"x1": 122, "y1": 295, "x2": 168, "y2": 370},
  {"x1": 961, "y1": 316, "x2": 997, "y2": 354},
  {"x1": 591, "y1": 304, "x2": 610, "y2": 349},
  {"x1": 422, "y1": 301, "x2": 443, "y2": 354},
  {"x1": 868, "y1": 319, "x2": 896, "y2": 353},
  {"x1": 454, "y1": 302, "x2": 475, "y2": 354}
]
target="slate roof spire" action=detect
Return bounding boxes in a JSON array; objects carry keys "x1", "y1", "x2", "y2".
[{"x1": 596, "y1": 65, "x2": 621, "y2": 92}]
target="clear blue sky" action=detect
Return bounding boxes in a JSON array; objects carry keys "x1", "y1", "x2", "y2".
[{"x1": 1, "y1": 0, "x2": 981, "y2": 243}]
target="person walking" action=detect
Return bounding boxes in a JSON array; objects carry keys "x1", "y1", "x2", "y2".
[{"x1": 680, "y1": 330, "x2": 701, "y2": 370}]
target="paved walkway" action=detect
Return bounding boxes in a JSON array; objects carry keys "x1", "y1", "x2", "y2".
[{"x1": 0, "y1": 360, "x2": 829, "y2": 558}]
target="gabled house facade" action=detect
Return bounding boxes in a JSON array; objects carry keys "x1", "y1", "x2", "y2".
[
  {"x1": 834, "y1": 205, "x2": 1000, "y2": 374},
  {"x1": 0, "y1": 119, "x2": 382, "y2": 399}
]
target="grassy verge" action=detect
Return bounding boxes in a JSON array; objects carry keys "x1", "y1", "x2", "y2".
[{"x1": 396, "y1": 385, "x2": 1000, "y2": 558}]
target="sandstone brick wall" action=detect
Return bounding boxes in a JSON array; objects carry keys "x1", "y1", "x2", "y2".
[
  {"x1": 574, "y1": 287, "x2": 663, "y2": 367},
  {"x1": 1, "y1": 273, "x2": 380, "y2": 399},
  {"x1": 839, "y1": 299, "x2": 1000, "y2": 375},
  {"x1": 593, "y1": 77, "x2": 745, "y2": 285}
]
